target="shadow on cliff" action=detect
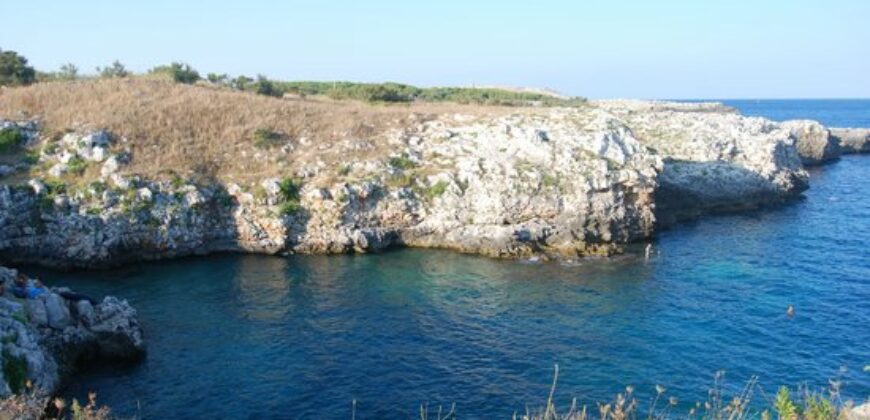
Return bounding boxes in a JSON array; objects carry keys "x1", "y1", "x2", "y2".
[{"x1": 654, "y1": 160, "x2": 807, "y2": 229}]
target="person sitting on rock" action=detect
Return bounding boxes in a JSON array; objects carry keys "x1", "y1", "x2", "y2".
[
  {"x1": 12, "y1": 274, "x2": 46, "y2": 299},
  {"x1": 35, "y1": 276, "x2": 97, "y2": 304}
]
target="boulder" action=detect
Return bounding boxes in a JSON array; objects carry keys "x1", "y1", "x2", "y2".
[
  {"x1": 75, "y1": 300, "x2": 96, "y2": 326},
  {"x1": 44, "y1": 293, "x2": 72, "y2": 329},
  {"x1": 24, "y1": 299, "x2": 48, "y2": 327},
  {"x1": 781, "y1": 120, "x2": 841, "y2": 165},
  {"x1": 830, "y1": 128, "x2": 870, "y2": 154},
  {"x1": 89, "y1": 296, "x2": 145, "y2": 359}
]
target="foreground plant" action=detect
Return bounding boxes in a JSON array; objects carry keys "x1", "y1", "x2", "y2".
[
  {"x1": 511, "y1": 366, "x2": 866, "y2": 420},
  {"x1": 0, "y1": 384, "x2": 110, "y2": 420}
]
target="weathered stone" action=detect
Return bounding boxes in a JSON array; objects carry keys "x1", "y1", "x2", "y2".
[
  {"x1": 25, "y1": 299, "x2": 48, "y2": 327},
  {"x1": 830, "y1": 128, "x2": 870, "y2": 154},
  {"x1": 781, "y1": 120, "x2": 841, "y2": 165},
  {"x1": 0, "y1": 102, "x2": 817, "y2": 266},
  {"x1": 0, "y1": 269, "x2": 144, "y2": 397},
  {"x1": 44, "y1": 293, "x2": 72, "y2": 329}
]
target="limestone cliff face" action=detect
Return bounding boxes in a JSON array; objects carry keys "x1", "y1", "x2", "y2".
[
  {"x1": 780, "y1": 120, "x2": 841, "y2": 165},
  {"x1": 0, "y1": 100, "x2": 816, "y2": 267},
  {"x1": 597, "y1": 101, "x2": 809, "y2": 225},
  {"x1": 831, "y1": 128, "x2": 870, "y2": 154}
]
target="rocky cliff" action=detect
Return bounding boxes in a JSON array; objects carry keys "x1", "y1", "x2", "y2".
[
  {"x1": 0, "y1": 267, "x2": 144, "y2": 397},
  {"x1": 0, "y1": 96, "x2": 824, "y2": 266},
  {"x1": 831, "y1": 128, "x2": 870, "y2": 154},
  {"x1": 597, "y1": 100, "x2": 809, "y2": 224}
]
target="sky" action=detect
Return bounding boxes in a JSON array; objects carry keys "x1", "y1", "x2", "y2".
[{"x1": 2, "y1": 0, "x2": 869, "y2": 99}]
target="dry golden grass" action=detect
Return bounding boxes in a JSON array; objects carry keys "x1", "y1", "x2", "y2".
[{"x1": 0, "y1": 78, "x2": 514, "y2": 184}]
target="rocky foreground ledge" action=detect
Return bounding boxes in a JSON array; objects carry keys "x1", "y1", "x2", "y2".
[
  {"x1": 0, "y1": 82, "x2": 862, "y2": 267},
  {"x1": 0, "y1": 266, "x2": 144, "y2": 397}
]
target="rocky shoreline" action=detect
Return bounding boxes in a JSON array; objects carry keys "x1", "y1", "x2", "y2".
[
  {"x1": 0, "y1": 266, "x2": 143, "y2": 399},
  {"x1": 0, "y1": 91, "x2": 867, "y2": 409},
  {"x1": 0, "y1": 99, "x2": 861, "y2": 268}
]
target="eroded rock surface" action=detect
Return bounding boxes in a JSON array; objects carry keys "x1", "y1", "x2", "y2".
[
  {"x1": 781, "y1": 120, "x2": 841, "y2": 165},
  {"x1": 0, "y1": 267, "x2": 144, "y2": 397},
  {"x1": 831, "y1": 128, "x2": 870, "y2": 154},
  {"x1": 0, "y1": 100, "x2": 816, "y2": 265},
  {"x1": 598, "y1": 101, "x2": 808, "y2": 225}
]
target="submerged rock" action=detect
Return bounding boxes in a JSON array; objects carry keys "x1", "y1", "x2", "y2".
[{"x1": 780, "y1": 120, "x2": 841, "y2": 165}]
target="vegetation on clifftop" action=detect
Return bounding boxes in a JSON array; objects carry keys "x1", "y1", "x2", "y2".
[{"x1": 1, "y1": 49, "x2": 585, "y2": 107}]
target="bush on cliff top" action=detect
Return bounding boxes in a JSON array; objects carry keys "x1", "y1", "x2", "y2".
[
  {"x1": 0, "y1": 48, "x2": 36, "y2": 86},
  {"x1": 0, "y1": 127, "x2": 25, "y2": 153},
  {"x1": 150, "y1": 62, "x2": 201, "y2": 84},
  {"x1": 252, "y1": 128, "x2": 284, "y2": 149},
  {"x1": 97, "y1": 60, "x2": 129, "y2": 78}
]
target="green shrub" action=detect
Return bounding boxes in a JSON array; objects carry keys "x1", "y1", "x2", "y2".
[
  {"x1": 150, "y1": 62, "x2": 200, "y2": 84},
  {"x1": 774, "y1": 386, "x2": 798, "y2": 419},
  {"x1": 277, "y1": 177, "x2": 303, "y2": 215},
  {"x1": 232, "y1": 75, "x2": 253, "y2": 90},
  {"x1": 2, "y1": 351, "x2": 27, "y2": 395},
  {"x1": 252, "y1": 128, "x2": 284, "y2": 149},
  {"x1": 22, "y1": 150, "x2": 39, "y2": 165},
  {"x1": 42, "y1": 142, "x2": 59, "y2": 155},
  {"x1": 0, "y1": 127, "x2": 25, "y2": 154},
  {"x1": 424, "y1": 180, "x2": 449, "y2": 198},
  {"x1": 97, "y1": 60, "x2": 129, "y2": 78},
  {"x1": 58, "y1": 63, "x2": 78, "y2": 80},
  {"x1": 88, "y1": 181, "x2": 107, "y2": 194},
  {"x1": 541, "y1": 174, "x2": 558, "y2": 188},
  {"x1": 0, "y1": 49, "x2": 36, "y2": 86},
  {"x1": 67, "y1": 155, "x2": 88, "y2": 176},
  {"x1": 254, "y1": 75, "x2": 279, "y2": 97},
  {"x1": 389, "y1": 154, "x2": 416, "y2": 170},
  {"x1": 43, "y1": 179, "x2": 67, "y2": 195},
  {"x1": 268, "y1": 80, "x2": 586, "y2": 106},
  {"x1": 279, "y1": 200, "x2": 302, "y2": 216},
  {"x1": 207, "y1": 73, "x2": 228, "y2": 84}
]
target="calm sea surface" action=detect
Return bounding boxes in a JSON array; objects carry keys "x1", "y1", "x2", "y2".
[{"x1": 38, "y1": 101, "x2": 869, "y2": 419}]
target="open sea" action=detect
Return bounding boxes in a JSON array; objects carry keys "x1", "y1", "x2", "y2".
[{"x1": 31, "y1": 100, "x2": 870, "y2": 419}]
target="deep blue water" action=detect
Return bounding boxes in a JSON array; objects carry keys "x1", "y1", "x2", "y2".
[
  {"x1": 35, "y1": 101, "x2": 870, "y2": 419},
  {"x1": 718, "y1": 99, "x2": 870, "y2": 128}
]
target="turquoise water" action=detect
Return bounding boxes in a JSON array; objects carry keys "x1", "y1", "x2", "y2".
[{"x1": 37, "y1": 102, "x2": 870, "y2": 419}]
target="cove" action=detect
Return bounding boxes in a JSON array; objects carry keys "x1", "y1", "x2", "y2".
[{"x1": 35, "y1": 156, "x2": 870, "y2": 419}]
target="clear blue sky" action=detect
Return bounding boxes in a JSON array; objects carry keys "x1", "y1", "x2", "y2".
[{"x1": 2, "y1": 0, "x2": 869, "y2": 99}]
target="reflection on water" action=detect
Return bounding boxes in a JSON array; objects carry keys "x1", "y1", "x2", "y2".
[
  {"x1": 40, "y1": 157, "x2": 870, "y2": 419},
  {"x1": 233, "y1": 256, "x2": 291, "y2": 322}
]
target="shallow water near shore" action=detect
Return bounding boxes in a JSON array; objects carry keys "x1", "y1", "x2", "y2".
[{"x1": 31, "y1": 154, "x2": 868, "y2": 419}]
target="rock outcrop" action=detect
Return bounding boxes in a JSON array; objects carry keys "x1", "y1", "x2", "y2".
[
  {"x1": 0, "y1": 267, "x2": 144, "y2": 397},
  {"x1": 597, "y1": 101, "x2": 808, "y2": 225},
  {"x1": 780, "y1": 120, "x2": 841, "y2": 165},
  {"x1": 831, "y1": 128, "x2": 870, "y2": 154},
  {"x1": 0, "y1": 100, "x2": 815, "y2": 266}
]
